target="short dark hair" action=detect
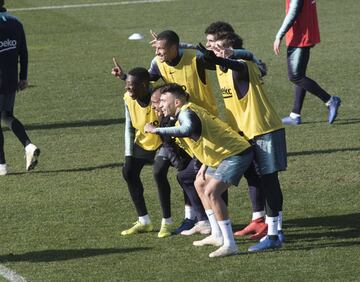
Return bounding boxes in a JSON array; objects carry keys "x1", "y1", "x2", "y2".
[
  {"x1": 127, "y1": 67, "x2": 150, "y2": 83},
  {"x1": 204, "y1": 21, "x2": 234, "y2": 35},
  {"x1": 0, "y1": 0, "x2": 4, "y2": 7},
  {"x1": 151, "y1": 84, "x2": 166, "y2": 96},
  {"x1": 216, "y1": 32, "x2": 244, "y2": 49},
  {"x1": 156, "y1": 30, "x2": 180, "y2": 48},
  {"x1": 160, "y1": 83, "x2": 189, "y2": 101}
]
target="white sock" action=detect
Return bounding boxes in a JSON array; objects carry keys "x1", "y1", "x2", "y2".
[
  {"x1": 138, "y1": 214, "x2": 151, "y2": 225},
  {"x1": 161, "y1": 217, "x2": 173, "y2": 225},
  {"x1": 290, "y1": 112, "x2": 301, "y2": 119},
  {"x1": 265, "y1": 215, "x2": 270, "y2": 224},
  {"x1": 278, "y1": 211, "x2": 283, "y2": 231},
  {"x1": 205, "y1": 209, "x2": 222, "y2": 238},
  {"x1": 218, "y1": 219, "x2": 236, "y2": 247},
  {"x1": 252, "y1": 210, "x2": 265, "y2": 220},
  {"x1": 185, "y1": 205, "x2": 195, "y2": 220},
  {"x1": 267, "y1": 216, "x2": 278, "y2": 236}
]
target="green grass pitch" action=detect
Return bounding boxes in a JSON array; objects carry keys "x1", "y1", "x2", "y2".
[{"x1": 0, "y1": 0, "x2": 359, "y2": 281}]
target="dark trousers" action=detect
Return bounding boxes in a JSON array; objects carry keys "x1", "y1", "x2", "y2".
[
  {"x1": 153, "y1": 156, "x2": 172, "y2": 219},
  {"x1": 287, "y1": 46, "x2": 331, "y2": 114},
  {"x1": 244, "y1": 163, "x2": 265, "y2": 213},
  {"x1": 122, "y1": 156, "x2": 152, "y2": 217},
  {"x1": 176, "y1": 158, "x2": 208, "y2": 221},
  {"x1": 0, "y1": 111, "x2": 31, "y2": 164},
  {"x1": 261, "y1": 172, "x2": 283, "y2": 218}
]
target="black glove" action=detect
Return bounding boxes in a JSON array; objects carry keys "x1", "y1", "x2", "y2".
[
  {"x1": 257, "y1": 60, "x2": 267, "y2": 77},
  {"x1": 196, "y1": 42, "x2": 218, "y2": 61},
  {"x1": 220, "y1": 65, "x2": 228, "y2": 73}
]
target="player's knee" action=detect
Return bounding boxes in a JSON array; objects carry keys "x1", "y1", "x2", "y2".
[
  {"x1": 288, "y1": 73, "x2": 304, "y2": 84},
  {"x1": 153, "y1": 164, "x2": 166, "y2": 182},
  {"x1": 122, "y1": 164, "x2": 135, "y2": 182},
  {"x1": 176, "y1": 169, "x2": 187, "y2": 184},
  {"x1": 1, "y1": 111, "x2": 14, "y2": 127},
  {"x1": 194, "y1": 177, "x2": 205, "y2": 192},
  {"x1": 204, "y1": 187, "x2": 217, "y2": 202}
]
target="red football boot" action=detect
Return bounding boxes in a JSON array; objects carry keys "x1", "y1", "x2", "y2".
[
  {"x1": 248, "y1": 223, "x2": 268, "y2": 240},
  {"x1": 234, "y1": 217, "x2": 267, "y2": 238}
]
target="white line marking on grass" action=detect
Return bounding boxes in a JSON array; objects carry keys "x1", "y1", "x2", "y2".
[
  {"x1": 0, "y1": 264, "x2": 27, "y2": 282},
  {"x1": 9, "y1": 0, "x2": 175, "y2": 12}
]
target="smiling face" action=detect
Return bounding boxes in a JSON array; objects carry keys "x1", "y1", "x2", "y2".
[
  {"x1": 155, "y1": 39, "x2": 177, "y2": 63},
  {"x1": 125, "y1": 74, "x2": 146, "y2": 100},
  {"x1": 159, "y1": 92, "x2": 178, "y2": 117},
  {"x1": 151, "y1": 88, "x2": 162, "y2": 116},
  {"x1": 205, "y1": 34, "x2": 216, "y2": 49}
]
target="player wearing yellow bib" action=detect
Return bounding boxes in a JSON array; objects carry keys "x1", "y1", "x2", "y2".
[
  {"x1": 112, "y1": 67, "x2": 161, "y2": 236},
  {"x1": 197, "y1": 32, "x2": 287, "y2": 252},
  {"x1": 145, "y1": 84, "x2": 253, "y2": 258},
  {"x1": 149, "y1": 30, "x2": 218, "y2": 116},
  {"x1": 175, "y1": 22, "x2": 270, "y2": 240}
]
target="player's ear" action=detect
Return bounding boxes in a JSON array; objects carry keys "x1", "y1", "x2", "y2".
[
  {"x1": 174, "y1": 98, "x2": 179, "y2": 107},
  {"x1": 170, "y1": 44, "x2": 178, "y2": 53}
]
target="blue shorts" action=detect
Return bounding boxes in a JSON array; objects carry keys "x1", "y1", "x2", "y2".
[
  {"x1": 252, "y1": 129, "x2": 287, "y2": 175},
  {"x1": 206, "y1": 149, "x2": 253, "y2": 186},
  {"x1": 0, "y1": 92, "x2": 16, "y2": 112}
]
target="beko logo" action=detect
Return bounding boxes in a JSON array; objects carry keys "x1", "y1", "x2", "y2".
[{"x1": 0, "y1": 39, "x2": 17, "y2": 50}]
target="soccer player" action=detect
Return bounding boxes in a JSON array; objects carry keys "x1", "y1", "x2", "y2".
[
  {"x1": 150, "y1": 87, "x2": 211, "y2": 236},
  {"x1": 145, "y1": 83, "x2": 253, "y2": 258},
  {"x1": 274, "y1": 0, "x2": 341, "y2": 125},
  {"x1": 176, "y1": 21, "x2": 268, "y2": 239},
  {"x1": 149, "y1": 30, "x2": 218, "y2": 116},
  {"x1": 111, "y1": 66, "x2": 162, "y2": 236},
  {"x1": 0, "y1": 0, "x2": 40, "y2": 175},
  {"x1": 197, "y1": 32, "x2": 287, "y2": 251}
]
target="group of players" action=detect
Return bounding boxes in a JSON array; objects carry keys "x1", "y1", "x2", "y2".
[
  {"x1": 111, "y1": 22, "x2": 288, "y2": 258},
  {"x1": 1, "y1": 0, "x2": 341, "y2": 259}
]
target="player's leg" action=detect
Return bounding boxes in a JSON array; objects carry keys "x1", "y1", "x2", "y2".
[
  {"x1": 177, "y1": 158, "x2": 210, "y2": 236},
  {"x1": 153, "y1": 153, "x2": 172, "y2": 238},
  {"x1": 248, "y1": 130, "x2": 286, "y2": 251},
  {"x1": 121, "y1": 145, "x2": 156, "y2": 235},
  {"x1": 1, "y1": 92, "x2": 39, "y2": 171},
  {"x1": 248, "y1": 172, "x2": 283, "y2": 252},
  {"x1": 205, "y1": 150, "x2": 253, "y2": 258},
  {"x1": 284, "y1": 46, "x2": 340, "y2": 125},
  {"x1": 234, "y1": 163, "x2": 267, "y2": 239},
  {"x1": 0, "y1": 108, "x2": 6, "y2": 175},
  {"x1": 192, "y1": 173, "x2": 224, "y2": 248}
]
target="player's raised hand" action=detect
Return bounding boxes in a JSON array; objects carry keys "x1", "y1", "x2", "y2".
[
  {"x1": 149, "y1": 29, "x2": 158, "y2": 48},
  {"x1": 111, "y1": 57, "x2": 124, "y2": 79},
  {"x1": 213, "y1": 43, "x2": 234, "y2": 58},
  {"x1": 196, "y1": 43, "x2": 217, "y2": 61}
]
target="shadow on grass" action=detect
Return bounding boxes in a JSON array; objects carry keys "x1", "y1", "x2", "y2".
[
  {"x1": 233, "y1": 213, "x2": 360, "y2": 249},
  {"x1": 3, "y1": 118, "x2": 124, "y2": 132},
  {"x1": 0, "y1": 247, "x2": 151, "y2": 263},
  {"x1": 288, "y1": 146, "x2": 360, "y2": 157},
  {"x1": 301, "y1": 117, "x2": 360, "y2": 125},
  {"x1": 8, "y1": 162, "x2": 123, "y2": 176},
  {"x1": 284, "y1": 213, "x2": 360, "y2": 241}
]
